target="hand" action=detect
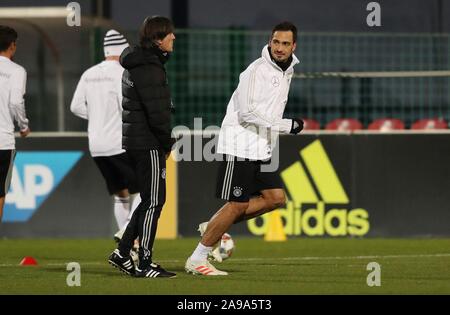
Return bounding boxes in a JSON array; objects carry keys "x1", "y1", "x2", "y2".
[
  {"x1": 20, "y1": 128, "x2": 30, "y2": 137},
  {"x1": 290, "y1": 118, "x2": 304, "y2": 134}
]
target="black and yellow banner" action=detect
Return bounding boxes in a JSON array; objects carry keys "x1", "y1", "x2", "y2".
[{"x1": 178, "y1": 134, "x2": 450, "y2": 237}]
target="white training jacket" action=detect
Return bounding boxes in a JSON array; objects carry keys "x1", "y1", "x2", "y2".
[
  {"x1": 217, "y1": 45, "x2": 299, "y2": 160},
  {"x1": 70, "y1": 60, "x2": 125, "y2": 157},
  {"x1": 0, "y1": 56, "x2": 29, "y2": 150}
]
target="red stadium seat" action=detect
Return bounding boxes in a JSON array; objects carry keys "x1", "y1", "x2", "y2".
[
  {"x1": 411, "y1": 118, "x2": 448, "y2": 130},
  {"x1": 325, "y1": 118, "x2": 363, "y2": 131},
  {"x1": 368, "y1": 118, "x2": 405, "y2": 131},
  {"x1": 302, "y1": 118, "x2": 320, "y2": 130}
]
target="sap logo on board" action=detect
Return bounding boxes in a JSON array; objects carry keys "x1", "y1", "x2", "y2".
[{"x1": 4, "y1": 151, "x2": 83, "y2": 222}]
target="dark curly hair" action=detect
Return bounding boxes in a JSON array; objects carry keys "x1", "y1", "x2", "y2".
[
  {"x1": 0, "y1": 25, "x2": 17, "y2": 52},
  {"x1": 271, "y1": 21, "x2": 297, "y2": 43},
  {"x1": 140, "y1": 16, "x2": 174, "y2": 49}
]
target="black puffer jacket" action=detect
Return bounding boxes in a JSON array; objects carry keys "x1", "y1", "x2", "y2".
[{"x1": 120, "y1": 45, "x2": 174, "y2": 153}]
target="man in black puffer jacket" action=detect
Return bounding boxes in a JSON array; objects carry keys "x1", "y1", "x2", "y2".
[{"x1": 108, "y1": 16, "x2": 176, "y2": 278}]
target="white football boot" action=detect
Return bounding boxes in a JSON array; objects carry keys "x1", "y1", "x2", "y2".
[{"x1": 185, "y1": 257, "x2": 228, "y2": 276}]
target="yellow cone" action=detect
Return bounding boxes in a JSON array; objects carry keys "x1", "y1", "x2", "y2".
[{"x1": 264, "y1": 210, "x2": 287, "y2": 242}]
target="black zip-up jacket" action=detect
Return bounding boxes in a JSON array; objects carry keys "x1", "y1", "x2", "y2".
[{"x1": 120, "y1": 45, "x2": 175, "y2": 153}]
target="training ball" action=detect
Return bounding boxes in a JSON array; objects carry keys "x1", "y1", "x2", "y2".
[{"x1": 210, "y1": 233, "x2": 235, "y2": 262}]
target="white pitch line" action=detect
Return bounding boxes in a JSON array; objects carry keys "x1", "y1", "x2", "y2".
[
  {"x1": 1, "y1": 253, "x2": 449, "y2": 268},
  {"x1": 255, "y1": 253, "x2": 450, "y2": 261}
]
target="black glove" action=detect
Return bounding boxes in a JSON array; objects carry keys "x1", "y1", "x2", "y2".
[{"x1": 290, "y1": 118, "x2": 304, "y2": 134}]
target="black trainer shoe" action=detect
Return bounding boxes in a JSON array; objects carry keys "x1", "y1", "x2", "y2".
[
  {"x1": 135, "y1": 263, "x2": 176, "y2": 278},
  {"x1": 108, "y1": 249, "x2": 135, "y2": 275}
]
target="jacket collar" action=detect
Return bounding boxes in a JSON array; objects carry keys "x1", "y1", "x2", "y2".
[
  {"x1": 148, "y1": 45, "x2": 170, "y2": 64},
  {"x1": 261, "y1": 44, "x2": 299, "y2": 72}
]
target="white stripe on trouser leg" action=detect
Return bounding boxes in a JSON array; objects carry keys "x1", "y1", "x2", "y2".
[
  {"x1": 145, "y1": 151, "x2": 158, "y2": 258},
  {"x1": 150, "y1": 150, "x2": 160, "y2": 250},
  {"x1": 143, "y1": 150, "x2": 159, "y2": 260},
  {"x1": 143, "y1": 150, "x2": 156, "y2": 259},
  {"x1": 142, "y1": 209, "x2": 152, "y2": 258},
  {"x1": 142, "y1": 151, "x2": 155, "y2": 255},
  {"x1": 225, "y1": 159, "x2": 234, "y2": 199},
  {"x1": 154, "y1": 150, "x2": 160, "y2": 206},
  {"x1": 155, "y1": 152, "x2": 160, "y2": 210},
  {"x1": 142, "y1": 150, "x2": 156, "y2": 257},
  {"x1": 143, "y1": 150, "x2": 157, "y2": 259},
  {"x1": 142, "y1": 210, "x2": 149, "y2": 256},
  {"x1": 221, "y1": 156, "x2": 232, "y2": 199},
  {"x1": 141, "y1": 152, "x2": 151, "y2": 257},
  {"x1": 228, "y1": 160, "x2": 234, "y2": 197},
  {"x1": 221, "y1": 156, "x2": 230, "y2": 198},
  {"x1": 227, "y1": 156, "x2": 234, "y2": 197}
]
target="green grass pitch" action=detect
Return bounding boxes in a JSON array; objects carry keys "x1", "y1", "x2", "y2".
[{"x1": 0, "y1": 238, "x2": 449, "y2": 294}]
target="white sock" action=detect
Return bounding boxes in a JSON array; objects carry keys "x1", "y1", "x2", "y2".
[
  {"x1": 190, "y1": 242, "x2": 213, "y2": 262},
  {"x1": 123, "y1": 193, "x2": 141, "y2": 227},
  {"x1": 114, "y1": 196, "x2": 130, "y2": 229}
]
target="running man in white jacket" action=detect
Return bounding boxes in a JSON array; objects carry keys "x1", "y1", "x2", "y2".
[
  {"x1": 185, "y1": 22, "x2": 303, "y2": 276},
  {"x1": 70, "y1": 30, "x2": 140, "y2": 232},
  {"x1": 0, "y1": 25, "x2": 30, "y2": 223}
]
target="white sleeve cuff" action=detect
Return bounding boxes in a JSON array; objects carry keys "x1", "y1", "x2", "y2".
[{"x1": 278, "y1": 119, "x2": 293, "y2": 134}]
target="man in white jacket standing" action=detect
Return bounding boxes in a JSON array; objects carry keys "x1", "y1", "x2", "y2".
[
  {"x1": 70, "y1": 30, "x2": 139, "y2": 232},
  {"x1": 185, "y1": 22, "x2": 303, "y2": 276},
  {"x1": 0, "y1": 25, "x2": 30, "y2": 223}
]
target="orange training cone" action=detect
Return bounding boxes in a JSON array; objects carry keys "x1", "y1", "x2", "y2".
[
  {"x1": 264, "y1": 210, "x2": 287, "y2": 242},
  {"x1": 20, "y1": 256, "x2": 38, "y2": 266}
]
